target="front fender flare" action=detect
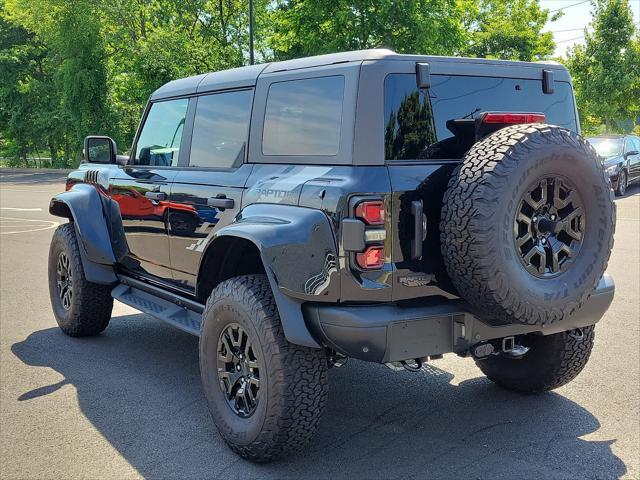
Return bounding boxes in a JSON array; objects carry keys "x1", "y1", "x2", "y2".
[{"x1": 49, "y1": 184, "x2": 118, "y2": 284}]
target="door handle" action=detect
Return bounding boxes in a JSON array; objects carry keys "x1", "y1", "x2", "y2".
[
  {"x1": 145, "y1": 191, "x2": 167, "y2": 201},
  {"x1": 207, "y1": 196, "x2": 235, "y2": 210},
  {"x1": 410, "y1": 200, "x2": 425, "y2": 260}
]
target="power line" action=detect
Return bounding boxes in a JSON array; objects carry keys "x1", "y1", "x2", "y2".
[
  {"x1": 556, "y1": 35, "x2": 586, "y2": 43},
  {"x1": 549, "y1": 27, "x2": 587, "y2": 33},
  {"x1": 548, "y1": 0, "x2": 590, "y2": 14}
]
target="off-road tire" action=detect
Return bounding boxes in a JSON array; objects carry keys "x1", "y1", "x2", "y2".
[
  {"x1": 441, "y1": 124, "x2": 615, "y2": 326},
  {"x1": 199, "y1": 275, "x2": 328, "y2": 462},
  {"x1": 615, "y1": 169, "x2": 627, "y2": 196},
  {"x1": 475, "y1": 326, "x2": 595, "y2": 392},
  {"x1": 48, "y1": 223, "x2": 113, "y2": 336}
]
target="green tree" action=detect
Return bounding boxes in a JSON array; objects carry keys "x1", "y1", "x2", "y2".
[
  {"x1": 566, "y1": 0, "x2": 639, "y2": 134},
  {"x1": 270, "y1": 0, "x2": 465, "y2": 59},
  {"x1": 4, "y1": 0, "x2": 109, "y2": 163},
  {"x1": 460, "y1": 0, "x2": 556, "y2": 61},
  {"x1": 101, "y1": 0, "x2": 270, "y2": 150},
  {"x1": 0, "y1": 3, "x2": 64, "y2": 166}
]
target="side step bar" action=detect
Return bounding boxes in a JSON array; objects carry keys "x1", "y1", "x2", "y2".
[{"x1": 111, "y1": 276, "x2": 204, "y2": 336}]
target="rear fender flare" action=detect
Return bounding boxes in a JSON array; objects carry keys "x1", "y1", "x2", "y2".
[{"x1": 201, "y1": 203, "x2": 340, "y2": 348}]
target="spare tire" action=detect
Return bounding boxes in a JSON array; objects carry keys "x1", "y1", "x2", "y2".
[{"x1": 440, "y1": 124, "x2": 615, "y2": 326}]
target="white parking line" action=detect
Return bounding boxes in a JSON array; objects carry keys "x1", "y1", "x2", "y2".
[
  {"x1": 0, "y1": 207, "x2": 43, "y2": 211},
  {"x1": 0, "y1": 216, "x2": 59, "y2": 235}
]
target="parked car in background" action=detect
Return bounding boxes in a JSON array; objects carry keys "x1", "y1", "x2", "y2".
[{"x1": 587, "y1": 134, "x2": 640, "y2": 196}]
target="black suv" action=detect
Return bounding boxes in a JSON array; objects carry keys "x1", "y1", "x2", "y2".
[
  {"x1": 47, "y1": 49, "x2": 615, "y2": 462},
  {"x1": 587, "y1": 134, "x2": 640, "y2": 196}
]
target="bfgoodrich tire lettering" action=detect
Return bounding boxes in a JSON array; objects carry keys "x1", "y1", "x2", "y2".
[
  {"x1": 48, "y1": 223, "x2": 113, "y2": 336},
  {"x1": 199, "y1": 275, "x2": 328, "y2": 462},
  {"x1": 441, "y1": 124, "x2": 615, "y2": 326}
]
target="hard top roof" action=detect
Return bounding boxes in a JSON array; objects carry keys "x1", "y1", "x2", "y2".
[{"x1": 150, "y1": 48, "x2": 570, "y2": 101}]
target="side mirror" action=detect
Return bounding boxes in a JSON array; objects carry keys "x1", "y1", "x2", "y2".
[
  {"x1": 84, "y1": 136, "x2": 117, "y2": 164},
  {"x1": 625, "y1": 150, "x2": 639, "y2": 157},
  {"x1": 416, "y1": 62, "x2": 431, "y2": 89}
]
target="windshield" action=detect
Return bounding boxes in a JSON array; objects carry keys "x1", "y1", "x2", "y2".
[{"x1": 587, "y1": 137, "x2": 623, "y2": 158}]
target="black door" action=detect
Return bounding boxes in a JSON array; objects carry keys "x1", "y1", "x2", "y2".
[
  {"x1": 166, "y1": 89, "x2": 254, "y2": 292},
  {"x1": 110, "y1": 97, "x2": 189, "y2": 283}
]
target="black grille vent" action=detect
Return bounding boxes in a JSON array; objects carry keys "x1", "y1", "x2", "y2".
[{"x1": 84, "y1": 170, "x2": 100, "y2": 184}]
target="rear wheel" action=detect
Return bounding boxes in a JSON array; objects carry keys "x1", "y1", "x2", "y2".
[
  {"x1": 48, "y1": 223, "x2": 113, "y2": 336},
  {"x1": 475, "y1": 326, "x2": 595, "y2": 393},
  {"x1": 199, "y1": 275, "x2": 328, "y2": 462}
]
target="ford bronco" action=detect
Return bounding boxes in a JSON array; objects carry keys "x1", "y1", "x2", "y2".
[{"x1": 47, "y1": 49, "x2": 615, "y2": 462}]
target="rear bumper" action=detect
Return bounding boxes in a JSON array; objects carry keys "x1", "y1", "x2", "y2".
[{"x1": 303, "y1": 274, "x2": 614, "y2": 363}]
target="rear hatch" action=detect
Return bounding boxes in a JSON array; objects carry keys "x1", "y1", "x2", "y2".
[{"x1": 385, "y1": 65, "x2": 580, "y2": 301}]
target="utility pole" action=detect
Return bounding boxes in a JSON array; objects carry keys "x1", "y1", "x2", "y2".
[{"x1": 249, "y1": 0, "x2": 255, "y2": 65}]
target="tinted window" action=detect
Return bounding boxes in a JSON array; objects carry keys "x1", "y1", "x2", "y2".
[
  {"x1": 384, "y1": 74, "x2": 578, "y2": 160},
  {"x1": 189, "y1": 90, "x2": 253, "y2": 168},
  {"x1": 134, "y1": 99, "x2": 188, "y2": 166},
  {"x1": 633, "y1": 137, "x2": 640, "y2": 152},
  {"x1": 263, "y1": 76, "x2": 344, "y2": 156}
]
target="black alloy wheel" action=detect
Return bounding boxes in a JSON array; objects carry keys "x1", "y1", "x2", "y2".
[
  {"x1": 56, "y1": 251, "x2": 74, "y2": 310},
  {"x1": 217, "y1": 323, "x2": 261, "y2": 418},
  {"x1": 514, "y1": 176, "x2": 585, "y2": 278}
]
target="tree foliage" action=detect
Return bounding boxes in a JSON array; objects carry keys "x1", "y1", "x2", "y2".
[
  {"x1": 269, "y1": 0, "x2": 465, "y2": 59},
  {"x1": 0, "y1": 0, "x2": 638, "y2": 166},
  {"x1": 460, "y1": 0, "x2": 556, "y2": 60},
  {"x1": 566, "y1": 0, "x2": 639, "y2": 134}
]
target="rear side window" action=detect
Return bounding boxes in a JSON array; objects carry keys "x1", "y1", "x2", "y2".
[
  {"x1": 262, "y1": 76, "x2": 345, "y2": 156},
  {"x1": 384, "y1": 74, "x2": 578, "y2": 160},
  {"x1": 134, "y1": 99, "x2": 188, "y2": 166},
  {"x1": 189, "y1": 90, "x2": 253, "y2": 168}
]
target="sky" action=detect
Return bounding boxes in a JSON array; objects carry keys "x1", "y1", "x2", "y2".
[{"x1": 539, "y1": 0, "x2": 640, "y2": 57}]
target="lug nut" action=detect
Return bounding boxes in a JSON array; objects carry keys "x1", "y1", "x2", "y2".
[
  {"x1": 532, "y1": 216, "x2": 538, "y2": 222},
  {"x1": 550, "y1": 214, "x2": 557, "y2": 221},
  {"x1": 541, "y1": 237, "x2": 547, "y2": 244}
]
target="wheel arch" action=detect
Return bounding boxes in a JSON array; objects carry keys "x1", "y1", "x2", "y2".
[
  {"x1": 195, "y1": 203, "x2": 341, "y2": 348},
  {"x1": 49, "y1": 184, "x2": 118, "y2": 284}
]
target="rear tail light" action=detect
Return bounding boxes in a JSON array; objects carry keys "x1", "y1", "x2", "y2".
[
  {"x1": 356, "y1": 245, "x2": 385, "y2": 270},
  {"x1": 481, "y1": 112, "x2": 546, "y2": 124},
  {"x1": 355, "y1": 200, "x2": 385, "y2": 225}
]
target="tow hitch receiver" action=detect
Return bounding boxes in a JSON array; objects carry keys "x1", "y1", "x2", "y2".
[{"x1": 471, "y1": 336, "x2": 517, "y2": 359}]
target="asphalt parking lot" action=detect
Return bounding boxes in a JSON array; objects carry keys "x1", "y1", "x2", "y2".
[{"x1": 0, "y1": 170, "x2": 638, "y2": 479}]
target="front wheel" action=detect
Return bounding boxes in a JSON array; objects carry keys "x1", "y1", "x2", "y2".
[
  {"x1": 199, "y1": 275, "x2": 328, "y2": 462},
  {"x1": 474, "y1": 326, "x2": 595, "y2": 393},
  {"x1": 615, "y1": 169, "x2": 627, "y2": 196},
  {"x1": 48, "y1": 223, "x2": 113, "y2": 336}
]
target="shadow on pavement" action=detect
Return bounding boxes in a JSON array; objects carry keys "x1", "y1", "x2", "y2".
[{"x1": 12, "y1": 314, "x2": 626, "y2": 479}]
